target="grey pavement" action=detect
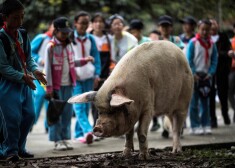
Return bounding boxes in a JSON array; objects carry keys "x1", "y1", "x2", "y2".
[{"x1": 27, "y1": 107, "x2": 235, "y2": 158}]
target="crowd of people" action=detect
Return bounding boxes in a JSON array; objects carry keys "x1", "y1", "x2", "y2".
[{"x1": 0, "y1": 0, "x2": 235, "y2": 162}]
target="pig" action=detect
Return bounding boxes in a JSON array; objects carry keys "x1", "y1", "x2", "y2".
[{"x1": 68, "y1": 41, "x2": 194, "y2": 160}]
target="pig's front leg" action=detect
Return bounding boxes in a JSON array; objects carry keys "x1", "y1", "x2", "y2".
[
  {"x1": 123, "y1": 128, "x2": 134, "y2": 158},
  {"x1": 137, "y1": 112, "x2": 152, "y2": 160}
]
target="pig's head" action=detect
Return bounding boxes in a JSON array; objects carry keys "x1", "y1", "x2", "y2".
[{"x1": 68, "y1": 90, "x2": 134, "y2": 137}]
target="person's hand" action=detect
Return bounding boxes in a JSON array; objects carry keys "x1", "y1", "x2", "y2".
[
  {"x1": 39, "y1": 60, "x2": 45, "y2": 66},
  {"x1": 94, "y1": 77, "x2": 100, "y2": 89},
  {"x1": 33, "y1": 70, "x2": 47, "y2": 85},
  {"x1": 194, "y1": 74, "x2": 200, "y2": 82},
  {"x1": 85, "y1": 56, "x2": 94, "y2": 63},
  {"x1": 22, "y1": 74, "x2": 36, "y2": 90},
  {"x1": 45, "y1": 92, "x2": 54, "y2": 100},
  {"x1": 228, "y1": 50, "x2": 234, "y2": 57},
  {"x1": 203, "y1": 74, "x2": 211, "y2": 80}
]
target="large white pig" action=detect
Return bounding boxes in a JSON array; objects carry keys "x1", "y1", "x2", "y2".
[{"x1": 68, "y1": 41, "x2": 194, "y2": 159}]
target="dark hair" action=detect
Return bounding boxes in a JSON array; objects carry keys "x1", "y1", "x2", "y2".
[
  {"x1": 1, "y1": 0, "x2": 24, "y2": 16},
  {"x1": 74, "y1": 11, "x2": 90, "y2": 22},
  {"x1": 198, "y1": 19, "x2": 212, "y2": 27},
  {"x1": 91, "y1": 12, "x2": 106, "y2": 23},
  {"x1": 150, "y1": 30, "x2": 161, "y2": 36},
  {"x1": 108, "y1": 14, "x2": 125, "y2": 26},
  {"x1": 129, "y1": 19, "x2": 144, "y2": 30}
]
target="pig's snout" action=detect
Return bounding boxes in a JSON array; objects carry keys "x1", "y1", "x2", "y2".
[{"x1": 93, "y1": 126, "x2": 104, "y2": 137}]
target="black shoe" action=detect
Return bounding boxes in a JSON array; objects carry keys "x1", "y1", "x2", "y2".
[
  {"x1": 224, "y1": 117, "x2": 231, "y2": 125},
  {"x1": 211, "y1": 122, "x2": 218, "y2": 128},
  {"x1": 150, "y1": 123, "x2": 160, "y2": 132},
  {"x1": 6, "y1": 154, "x2": 20, "y2": 162},
  {"x1": 19, "y1": 151, "x2": 34, "y2": 158},
  {"x1": 162, "y1": 129, "x2": 169, "y2": 139}
]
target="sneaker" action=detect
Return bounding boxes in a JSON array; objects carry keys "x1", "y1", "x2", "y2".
[
  {"x1": 203, "y1": 127, "x2": 212, "y2": 135},
  {"x1": 85, "y1": 132, "x2": 93, "y2": 144},
  {"x1": 63, "y1": 140, "x2": 73, "y2": 150},
  {"x1": 190, "y1": 127, "x2": 204, "y2": 135},
  {"x1": 150, "y1": 123, "x2": 160, "y2": 132},
  {"x1": 54, "y1": 141, "x2": 67, "y2": 151},
  {"x1": 161, "y1": 129, "x2": 169, "y2": 138},
  {"x1": 93, "y1": 135, "x2": 101, "y2": 142}
]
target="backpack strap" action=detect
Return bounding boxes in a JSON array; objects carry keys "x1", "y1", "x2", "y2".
[
  {"x1": 0, "y1": 32, "x2": 11, "y2": 57},
  {"x1": 18, "y1": 28, "x2": 28, "y2": 57},
  {"x1": 0, "y1": 29, "x2": 28, "y2": 59}
]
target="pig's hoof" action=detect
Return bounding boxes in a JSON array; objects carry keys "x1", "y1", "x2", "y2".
[
  {"x1": 172, "y1": 147, "x2": 182, "y2": 154},
  {"x1": 123, "y1": 148, "x2": 132, "y2": 158},
  {"x1": 138, "y1": 152, "x2": 149, "y2": 160}
]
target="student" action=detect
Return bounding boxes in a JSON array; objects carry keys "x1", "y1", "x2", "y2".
[
  {"x1": 109, "y1": 14, "x2": 138, "y2": 63},
  {"x1": 0, "y1": 0, "x2": 47, "y2": 161},
  {"x1": 228, "y1": 23, "x2": 235, "y2": 124},
  {"x1": 128, "y1": 19, "x2": 151, "y2": 44},
  {"x1": 187, "y1": 19, "x2": 218, "y2": 135},
  {"x1": 149, "y1": 30, "x2": 161, "y2": 41},
  {"x1": 90, "y1": 12, "x2": 111, "y2": 136},
  {"x1": 179, "y1": 16, "x2": 197, "y2": 54},
  {"x1": 72, "y1": 11, "x2": 101, "y2": 144},
  {"x1": 209, "y1": 19, "x2": 231, "y2": 128},
  {"x1": 157, "y1": 15, "x2": 184, "y2": 138},
  {"x1": 157, "y1": 15, "x2": 184, "y2": 49},
  {"x1": 45, "y1": 16, "x2": 94, "y2": 150},
  {"x1": 31, "y1": 22, "x2": 54, "y2": 132}
]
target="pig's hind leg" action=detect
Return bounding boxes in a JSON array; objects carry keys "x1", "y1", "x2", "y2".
[
  {"x1": 137, "y1": 111, "x2": 152, "y2": 160},
  {"x1": 171, "y1": 109, "x2": 187, "y2": 153},
  {"x1": 123, "y1": 128, "x2": 134, "y2": 158}
]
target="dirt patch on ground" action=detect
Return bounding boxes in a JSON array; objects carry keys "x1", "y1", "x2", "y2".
[{"x1": 1, "y1": 143, "x2": 235, "y2": 168}]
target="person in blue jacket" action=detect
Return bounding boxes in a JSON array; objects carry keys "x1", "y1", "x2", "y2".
[
  {"x1": 72, "y1": 11, "x2": 101, "y2": 144},
  {"x1": 187, "y1": 19, "x2": 218, "y2": 135},
  {"x1": 31, "y1": 22, "x2": 54, "y2": 132},
  {"x1": 0, "y1": 0, "x2": 47, "y2": 161}
]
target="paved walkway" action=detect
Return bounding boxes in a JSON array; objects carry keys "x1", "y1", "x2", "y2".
[{"x1": 27, "y1": 108, "x2": 235, "y2": 158}]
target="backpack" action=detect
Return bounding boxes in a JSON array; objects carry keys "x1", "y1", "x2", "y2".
[
  {"x1": 0, "y1": 29, "x2": 28, "y2": 78},
  {"x1": 0, "y1": 28, "x2": 28, "y2": 59}
]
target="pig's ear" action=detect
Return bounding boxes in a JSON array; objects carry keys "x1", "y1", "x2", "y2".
[
  {"x1": 110, "y1": 94, "x2": 134, "y2": 107},
  {"x1": 68, "y1": 91, "x2": 97, "y2": 104}
]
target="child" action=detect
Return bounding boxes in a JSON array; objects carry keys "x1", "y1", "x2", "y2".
[
  {"x1": 157, "y1": 15, "x2": 184, "y2": 49},
  {"x1": 187, "y1": 19, "x2": 218, "y2": 135},
  {"x1": 109, "y1": 14, "x2": 138, "y2": 63},
  {"x1": 31, "y1": 22, "x2": 54, "y2": 132},
  {"x1": 90, "y1": 13, "x2": 111, "y2": 135},
  {"x1": 149, "y1": 30, "x2": 161, "y2": 41},
  {"x1": 72, "y1": 11, "x2": 101, "y2": 144},
  {"x1": 0, "y1": 0, "x2": 47, "y2": 161},
  {"x1": 45, "y1": 16, "x2": 94, "y2": 150},
  {"x1": 179, "y1": 16, "x2": 197, "y2": 54},
  {"x1": 157, "y1": 15, "x2": 184, "y2": 138},
  {"x1": 128, "y1": 19, "x2": 151, "y2": 44}
]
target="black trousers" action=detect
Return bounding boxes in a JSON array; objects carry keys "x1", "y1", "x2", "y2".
[{"x1": 210, "y1": 72, "x2": 230, "y2": 125}]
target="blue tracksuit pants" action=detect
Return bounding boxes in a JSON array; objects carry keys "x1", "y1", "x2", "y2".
[
  {"x1": 48, "y1": 86, "x2": 73, "y2": 142},
  {"x1": 33, "y1": 80, "x2": 48, "y2": 129},
  {"x1": 73, "y1": 79, "x2": 93, "y2": 138},
  {"x1": 0, "y1": 79, "x2": 35, "y2": 157},
  {"x1": 189, "y1": 89, "x2": 211, "y2": 128}
]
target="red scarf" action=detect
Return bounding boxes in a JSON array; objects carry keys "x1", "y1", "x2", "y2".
[
  {"x1": 195, "y1": 33, "x2": 212, "y2": 65},
  {"x1": 3, "y1": 24, "x2": 27, "y2": 75},
  {"x1": 45, "y1": 31, "x2": 53, "y2": 38},
  {"x1": 77, "y1": 37, "x2": 87, "y2": 58}
]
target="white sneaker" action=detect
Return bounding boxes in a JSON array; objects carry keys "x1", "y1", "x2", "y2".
[
  {"x1": 63, "y1": 140, "x2": 73, "y2": 150},
  {"x1": 190, "y1": 127, "x2": 203, "y2": 135},
  {"x1": 93, "y1": 135, "x2": 101, "y2": 141},
  {"x1": 54, "y1": 141, "x2": 67, "y2": 151},
  {"x1": 203, "y1": 127, "x2": 212, "y2": 135}
]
